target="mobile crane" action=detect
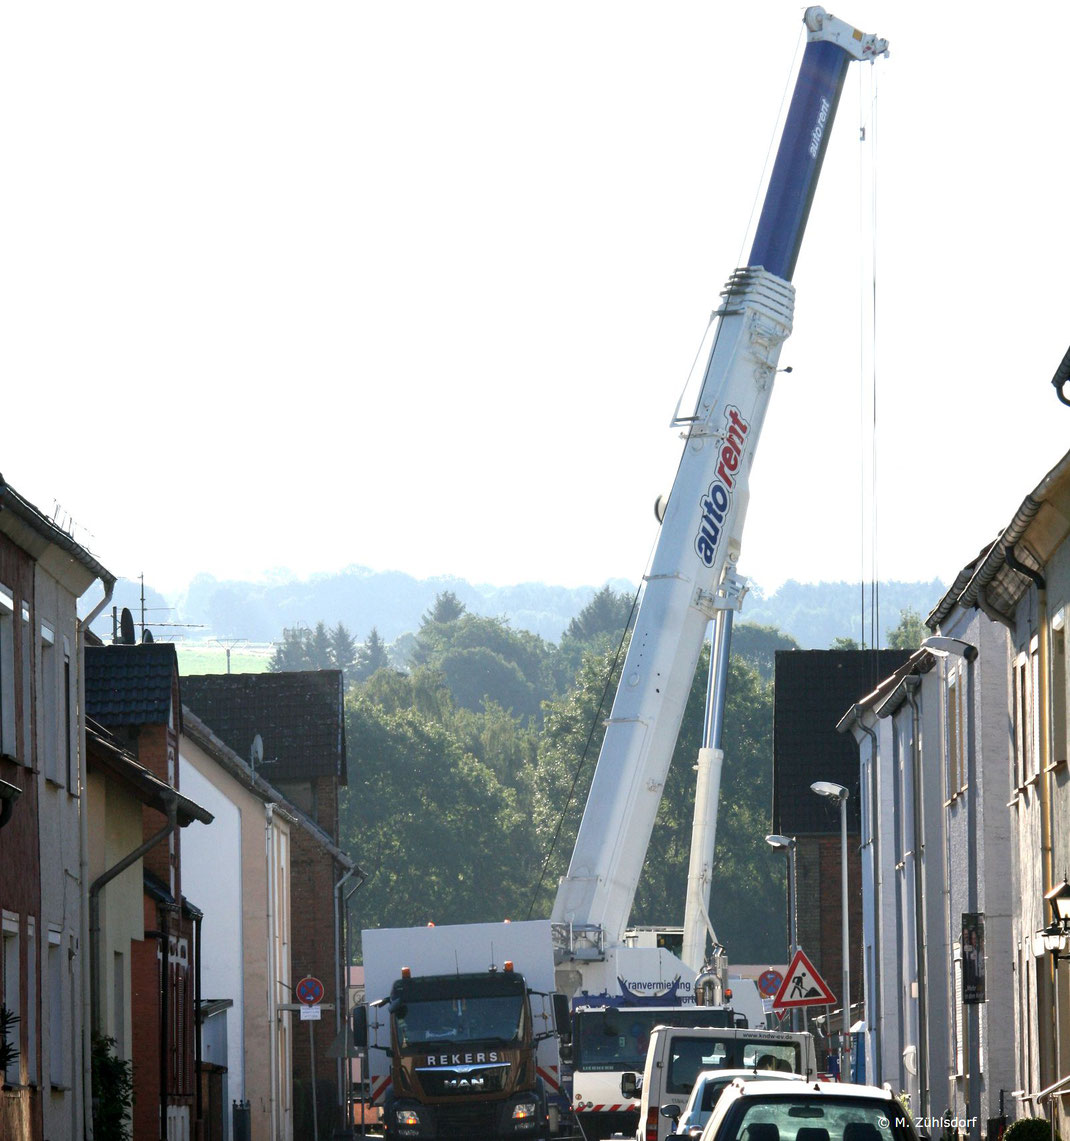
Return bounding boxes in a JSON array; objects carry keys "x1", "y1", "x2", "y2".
[
  {"x1": 549, "y1": 9, "x2": 888, "y2": 1138},
  {"x1": 356, "y1": 10, "x2": 887, "y2": 1140}
]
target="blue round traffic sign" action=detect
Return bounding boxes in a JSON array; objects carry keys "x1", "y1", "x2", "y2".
[{"x1": 297, "y1": 976, "x2": 325, "y2": 1005}]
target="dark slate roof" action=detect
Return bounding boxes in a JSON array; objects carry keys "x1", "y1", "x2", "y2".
[
  {"x1": 773, "y1": 650, "x2": 911, "y2": 836},
  {"x1": 85, "y1": 644, "x2": 180, "y2": 727},
  {"x1": 182, "y1": 671, "x2": 346, "y2": 784}
]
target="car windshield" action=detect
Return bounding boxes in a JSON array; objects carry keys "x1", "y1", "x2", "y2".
[
  {"x1": 720, "y1": 1096, "x2": 914, "y2": 1141},
  {"x1": 396, "y1": 995, "x2": 524, "y2": 1047}
]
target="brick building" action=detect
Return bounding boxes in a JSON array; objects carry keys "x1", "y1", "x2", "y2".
[
  {"x1": 85, "y1": 641, "x2": 211, "y2": 1141},
  {"x1": 0, "y1": 476, "x2": 114, "y2": 1141},
  {"x1": 183, "y1": 671, "x2": 356, "y2": 1137},
  {"x1": 772, "y1": 648, "x2": 909, "y2": 1073}
]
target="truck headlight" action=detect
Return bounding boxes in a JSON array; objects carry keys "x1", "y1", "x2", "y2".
[
  {"x1": 395, "y1": 1105, "x2": 421, "y2": 1136},
  {"x1": 511, "y1": 1099, "x2": 538, "y2": 1125}
]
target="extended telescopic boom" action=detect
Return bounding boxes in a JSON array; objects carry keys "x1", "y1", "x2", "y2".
[{"x1": 551, "y1": 7, "x2": 887, "y2": 966}]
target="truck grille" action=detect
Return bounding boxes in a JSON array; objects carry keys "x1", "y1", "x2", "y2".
[
  {"x1": 434, "y1": 1102, "x2": 501, "y2": 1137},
  {"x1": 416, "y1": 1063, "x2": 510, "y2": 1097}
]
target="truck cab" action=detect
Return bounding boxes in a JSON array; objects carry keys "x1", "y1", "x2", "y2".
[{"x1": 381, "y1": 964, "x2": 549, "y2": 1139}]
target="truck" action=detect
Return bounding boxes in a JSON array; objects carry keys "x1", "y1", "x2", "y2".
[
  {"x1": 358, "y1": 920, "x2": 570, "y2": 1140},
  {"x1": 624, "y1": 1025, "x2": 818, "y2": 1141},
  {"x1": 549, "y1": 8, "x2": 888, "y2": 1139}
]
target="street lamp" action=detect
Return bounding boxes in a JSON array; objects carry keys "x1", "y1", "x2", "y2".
[
  {"x1": 766, "y1": 834, "x2": 799, "y2": 1031},
  {"x1": 1041, "y1": 880, "x2": 1070, "y2": 962},
  {"x1": 812, "y1": 781, "x2": 850, "y2": 1080}
]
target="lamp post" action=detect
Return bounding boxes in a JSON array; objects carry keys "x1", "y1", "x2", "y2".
[
  {"x1": 766, "y1": 834, "x2": 799, "y2": 1031},
  {"x1": 812, "y1": 780, "x2": 850, "y2": 1080}
]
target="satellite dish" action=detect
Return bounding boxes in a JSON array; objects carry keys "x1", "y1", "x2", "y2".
[
  {"x1": 120, "y1": 607, "x2": 136, "y2": 646},
  {"x1": 250, "y1": 734, "x2": 264, "y2": 769},
  {"x1": 142, "y1": 629, "x2": 154, "y2": 644},
  {"x1": 654, "y1": 494, "x2": 669, "y2": 524}
]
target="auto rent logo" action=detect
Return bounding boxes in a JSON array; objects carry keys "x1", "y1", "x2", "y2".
[{"x1": 695, "y1": 406, "x2": 749, "y2": 568}]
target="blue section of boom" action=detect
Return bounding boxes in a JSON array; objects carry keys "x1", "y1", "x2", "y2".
[{"x1": 748, "y1": 38, "x2": 852, "y2": 281}]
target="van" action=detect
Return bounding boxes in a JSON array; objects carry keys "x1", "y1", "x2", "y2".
[{"x1": 622, "y1": 1025, "x2": 817, "y2": 1141}]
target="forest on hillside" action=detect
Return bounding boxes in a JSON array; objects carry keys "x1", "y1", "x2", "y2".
[{"x1": 267, "y1": 588, "x2": 926, "y2": 965}]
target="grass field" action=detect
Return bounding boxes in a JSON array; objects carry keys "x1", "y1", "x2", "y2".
[{"x1": 174, "y1": 642, "x2": 274, "y2": 676}]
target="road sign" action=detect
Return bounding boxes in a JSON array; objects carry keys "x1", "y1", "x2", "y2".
[
  {"x1": 297, "y1": 976, "x2": 325, "y2": 1006},
  {"x1": 758, "y1": 968, "x2": 785, "y2": 998},
  {"x1": 772, "y1": 949, "x2": 836, "y2": 1010}
]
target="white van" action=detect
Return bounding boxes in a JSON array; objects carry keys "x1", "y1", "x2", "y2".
[{"x1": 622, "y1": 1025, "x2": 817, "y2": 1141}]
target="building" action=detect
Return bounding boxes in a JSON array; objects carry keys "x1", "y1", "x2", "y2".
[
  {"x1": 0, "y1": 476, "x2": 114, "y2": 1141},
  {"x1": 85, "y1": 641, "x2": 212, "y2": 1141},
  {"x1": 183, "y1": 670, "x2": 356, "y2": 1138},
  {"x1": 85, "y1": 718, "x2": 213, "y2": 1134},
  {"x1": 772, "y1": 648, "x2": 908, "y2": 1074},
  {"x1": 840, "y1": 446, "x2": 1070, "y2": 1138},
  {"x1": 180, "y1": 706, "x2": 297, "y2": 1141}
]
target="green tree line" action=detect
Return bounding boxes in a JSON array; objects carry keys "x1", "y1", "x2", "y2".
[{"x1": 337, "y1": 588, "x2": 800, "y2": 964}]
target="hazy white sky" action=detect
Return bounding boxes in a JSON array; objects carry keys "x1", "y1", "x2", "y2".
[{"x1": 3, "y1": 2, "x2": 1068, "y2": 603}]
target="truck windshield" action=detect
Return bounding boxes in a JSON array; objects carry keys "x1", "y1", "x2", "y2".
[
  {"x1": 572, "y1": 1009, "x2": 736, "y2": 1073},
  {"x1": 396, "y1": 995, "x2": 525, "y2": 1047}
]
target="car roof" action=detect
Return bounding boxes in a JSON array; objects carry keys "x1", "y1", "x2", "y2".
[
  {"x1": 695, "y1": 1069, "x2": 806, "y2": 1084},
  {"x1": 727, "y1": 1079, "x2": 896, "y2": 1100}
]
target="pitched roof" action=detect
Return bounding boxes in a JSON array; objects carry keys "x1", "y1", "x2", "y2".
[
  {"x1": 86, "y1": 717, "x2": 212, "y2": 826},
  {"x1": 182, "y1": 670, "x2": 346, "y2": 784},
  {"x1": 85, "y1": 643, "x2": 180, "y2": 727}
]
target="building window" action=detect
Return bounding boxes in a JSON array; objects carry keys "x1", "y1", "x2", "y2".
[
  {"x1": 40, "y1": 624, "x2": 58, "y2": 783},
  {"x1": 25, "y1": 918, "x2": 36, "y2": 1086},
  {"x1": 1030, "y1": 637, "x2": 1041, "y2": 781},
  {"x1": 952, "y1": 940, "x2": 963, "y2": 1078},
  {"x1": 64, "y1": 651, "x2": 73, "y2": 792},
  {"x1": 947, "y1": 667, "x2": 965, "y2": 797},
  {"x1": 0, "y1": 587, "x2": 15, "y2": 758},
  {"x1": 3, "y1": 911, "x2": 20, "y2": 1085},
  {"x1": 1013, "y1": 653, "x2": 1029, "y2": 789},
  {"x1": 113, "y1": 952, "x2": 125, "y2": 1057},
  {"x1": 1053, "y1": 613, "x2": 1067, "y2": 768},
  {"x1": 20, "y1": 604, "x2": 31, "y2": 766},
  {"x1": 48, "y1": 931, "x2": 65, "y2": 1087}
]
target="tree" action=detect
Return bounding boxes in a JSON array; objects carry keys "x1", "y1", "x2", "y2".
[
  {"x1": 268, "y1": 626, "x2": 312, "y2": 672},
  {"x1": 342, "y1": 688, "x2": 539, "y2": 933},
  {"x1": 355, "y1": 626, "x2": 390, "y2": 681},
  {"x1": 330, "y1": 622, "x2": 358, "y2": 680},
  {"x1": 423, "y1": 590, "x2": 466, "y2": 626},
  {"x1": 830, "y1": 636, "x2": 861, "y2": 650},
  {"x1": 309, "y1": 621, "x2": 333, "y2": 669},
  {"x1": 887, "y1": 606, "x2": 927, "y2": 650}
]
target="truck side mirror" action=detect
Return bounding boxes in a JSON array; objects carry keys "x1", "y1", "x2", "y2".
[
  {"x1": 620, "y1": 1072, "x2": 640, "y2": 1099},
  {"x1": 351, "y1": 1004, "x2": 368, "y2": 1048},
  {"x1": 661, "y1": 1103, "x2": 682, "y2": 1121},
  {"x1": 551, "y1": 994, "x2": 572, "y2": 1045}
]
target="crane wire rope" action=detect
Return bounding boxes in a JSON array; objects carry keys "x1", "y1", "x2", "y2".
[
  {"x1": 855, "y1": 62, "x2": 880, "y2": 650},
  {"x1": 525, "y1": 29, "x2": 806, "y2": 922}
]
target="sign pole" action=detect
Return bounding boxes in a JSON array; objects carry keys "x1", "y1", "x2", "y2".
[{"x1": 310, "y1": 1020, "x2": 319, "y2": 1140}]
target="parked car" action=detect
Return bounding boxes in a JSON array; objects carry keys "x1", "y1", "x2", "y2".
[
  {"x1": 696, "y1": 1079, "x2": 919, "y2": 1141},
  {"x1": 664, "y1": 1069, "x2": 805, "y2": 1137}
]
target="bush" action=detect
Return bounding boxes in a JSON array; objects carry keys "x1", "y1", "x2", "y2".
[
  {"x1": 92, "y1": 1034, "x2": 134, "y2": 1141},
  {"x1": 1005, "y1": 1117, "x2": 1061, "y2": 1141}
]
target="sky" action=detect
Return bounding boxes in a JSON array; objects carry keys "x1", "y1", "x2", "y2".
[{"x1": 2, "y1": 2, "x2": 1068, "y2": 607}]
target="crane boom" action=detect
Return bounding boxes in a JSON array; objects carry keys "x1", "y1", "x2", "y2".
[{"x1": 551, "y1": 7, "x2": 887, "y2": 970}]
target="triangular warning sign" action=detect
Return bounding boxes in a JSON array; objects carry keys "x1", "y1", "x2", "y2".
[{"x1": 772, "y1": 949, "x2": 836, "y2": 1010}]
